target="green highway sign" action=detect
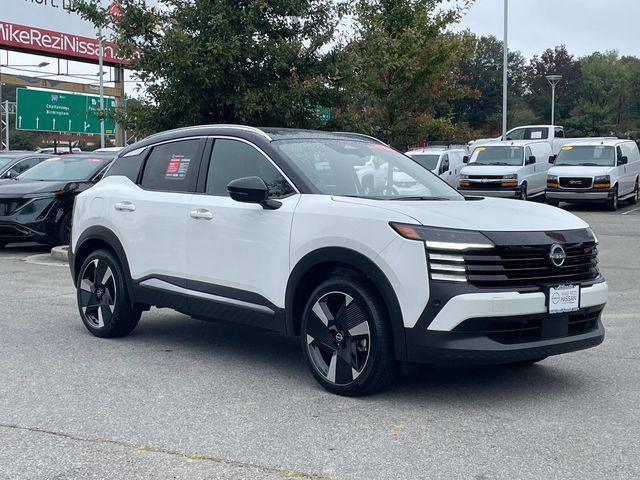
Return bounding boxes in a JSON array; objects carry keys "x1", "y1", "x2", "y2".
[{"x1": 16, "y1": 88, "x2": 117, "y2": 135}]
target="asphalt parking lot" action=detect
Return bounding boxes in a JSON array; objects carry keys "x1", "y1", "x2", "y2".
[{"x1": 1, "y1": 203, "x2": 639, "y2": 480}]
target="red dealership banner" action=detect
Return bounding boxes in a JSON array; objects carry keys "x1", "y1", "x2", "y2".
[{"x1": 0, "y1": 21, "x2": 132, "y2": 66}]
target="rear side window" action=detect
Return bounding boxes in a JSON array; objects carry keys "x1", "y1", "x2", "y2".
[
  {"x1": 11, "y1": 157, "x2": 43, "y2": 175},
  {"x1": 206, "y1": 139, "x2": 294, "y2": 198},
  {"x1": 141, "y1": 139, "x2": 204, "y2": 192}
]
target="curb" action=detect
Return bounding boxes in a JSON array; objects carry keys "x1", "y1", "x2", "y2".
[{"x1": 50, "y1": 245, "x2": 69, "y2": 262}]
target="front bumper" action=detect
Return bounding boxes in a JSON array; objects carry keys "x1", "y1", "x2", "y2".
[
  {"x1": 405, "y1": 280, "x2": 607, "y2": 365},
  {"x1": 0, "y1": 221, "x2": 47, "y2": 243},
  {"x1": 458, "y1": 187, "x2": 520, "y2": 198},
  {"x1": 546, "y1": 188, "x2": 613, "y2": 202}
]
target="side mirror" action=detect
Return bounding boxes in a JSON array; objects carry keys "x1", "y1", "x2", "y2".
[
  {"x1": 462, "y1": 155, "x2": 469, "y2": 164},
  {"x1": 618, "y1": 155, "x2": 628, "y2": 165},
  {"x1": 526, "y1": 156, "x2": 536, "y2": 165},
  {"x1": 548, "y1": 155, "x2": 556, "y2": 164},
  {"x1": 227, "y1": 176, "x2": 281, "y2": 210}
]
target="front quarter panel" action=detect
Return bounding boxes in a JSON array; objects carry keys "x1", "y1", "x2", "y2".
[{"x1": 290, "y1": 195, "x2": 430, "y2": 328}]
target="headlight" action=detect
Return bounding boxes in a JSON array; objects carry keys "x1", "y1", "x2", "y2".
[
  {"x1": 547, "y1": 175, "x2": 559, "y2": 182},
  {"x1": 502, "y1": 174, "x2": 517, "y2": 180},
  {"x1": 390, "y1": 223, "x2": 494, "y2": 251},
  {"x1": 459, "y1": 174, "x2": 469, "y2": 180},
  {"x1": 593, "y1": 175, "x2": 611, "y2": 188},
  {"x1": 587, "y1": 227, "x2": 599, "y2": 244}
]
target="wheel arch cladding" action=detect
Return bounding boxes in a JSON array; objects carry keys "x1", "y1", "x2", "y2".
[
  {"x1": 73, "y1": 226, "x2": 136, "y2": 303},
  {"x1": 286, "y1": 247, "x2": 407, "y2": 361}
]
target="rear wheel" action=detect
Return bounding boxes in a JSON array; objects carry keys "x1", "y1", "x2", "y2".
[
  {"x1": 607, "y1": 185, "x2": 618, "y2": 211},
  {"x1": 301, "y1": 277, "x2": 394, "y2": 396},
  {"x1": 630, "y1": 179, "x2": 639, "y2": 205},
  {"x1": 77, "y1": 249, "x2": 141, "y2": 338}
]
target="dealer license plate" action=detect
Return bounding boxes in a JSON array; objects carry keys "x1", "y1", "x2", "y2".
[{"x1": 548, "y1": 284, "x2": 580, "y2": 314}]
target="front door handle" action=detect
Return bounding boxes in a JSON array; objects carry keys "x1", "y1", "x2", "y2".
[
  {"x1": 189, "y1": 209, "x2": 213, "y2": 220},
  {"x1": 114, "y1": 201, "x2": 136, "y2": 212}
]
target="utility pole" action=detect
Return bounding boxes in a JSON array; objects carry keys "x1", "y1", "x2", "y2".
[
  {"x1": 115, "y1": 66, "x2": 125, "y2": 147},
  {"x1": 502, "y1": 0, "x2": 509, "y2": 140},
  {"x1": 98, "y1": 27, "x2": 106, "y2": 149}
]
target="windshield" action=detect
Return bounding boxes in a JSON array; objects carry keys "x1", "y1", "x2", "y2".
[
  {"x1": 0, "y1": 156, "x2": 16, "y2": 169},
  {"x1": 470, "y1": 146, "x2": 524, "y2": 166},
  {"x1": 18, "y1": 156, "x2": 108, "y2": 181},
  {"x1": 406, "y1": 154, "x2": 440, "y2": 170},
  {"x1": 554, "y1": 146, "x2": 615, "y2": 167},
  {"x1": 274, "y1": 139, "x2": 461, "y2": 200}
]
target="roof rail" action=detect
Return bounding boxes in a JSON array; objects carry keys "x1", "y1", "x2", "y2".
[
  {"x1": 332, "y1": 132, "x2": 388, "y2": 146},
  {"x1": 145, "y1": 124, "x2": 272, "y2": 141}
]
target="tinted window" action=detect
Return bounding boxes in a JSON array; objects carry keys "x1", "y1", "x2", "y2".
[
  {"x1": 206, "y1": 139, "x2": 294, "y2": 198},
  {"x1": 440, "y1": 154, "x2": 449, "y2": 174},
  {"x1": 11, "y1": 157, "x2": 43, "y2": 175},
  {"x1": 407, "y1": 154, "x2": 440, "y2": 170},
  {"x1": 141, "y1": 140, "x2": 203, "y2": 192},
  {"x1": 506, "y1": 128, "x2": 525, "y2": 140}
]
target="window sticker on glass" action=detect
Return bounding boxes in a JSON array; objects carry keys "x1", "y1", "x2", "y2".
[
  {"x1": 530, "y1": 131, "x2": 543, "y2": 139},
  {"x1": 165, "y1": 155, "x2": 191, "y2": 179}
]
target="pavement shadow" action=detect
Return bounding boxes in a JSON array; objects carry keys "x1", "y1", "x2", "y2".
[{"x1": 128, "y1": 311, "x2": 588, "y2": 406}]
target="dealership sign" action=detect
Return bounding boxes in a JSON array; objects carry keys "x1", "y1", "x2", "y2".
[{"x1": 0, "y1": 0, "x2": 130, "y2": 66}]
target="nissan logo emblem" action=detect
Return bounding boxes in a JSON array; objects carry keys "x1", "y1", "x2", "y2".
[{"x1": 549, "y1": 244, "x2": 567, "y2": 267}]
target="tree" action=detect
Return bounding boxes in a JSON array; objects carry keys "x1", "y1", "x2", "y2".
[
  {"x1": 338, "y1": 0, "x2": 474, "y2": 148},
  {"x1": 450, "y1": 33, "x2": 528, "y2": 136},
  {"x1": 76, "y1": 0, "x2": 347, "y2": 135},
  {"x1": 525, "y1": 46, "x2": 582, "y2": 126}
]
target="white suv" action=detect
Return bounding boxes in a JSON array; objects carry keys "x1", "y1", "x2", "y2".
[{"x1": 70, "y1": 126, "x2": 608, "y2": 396}]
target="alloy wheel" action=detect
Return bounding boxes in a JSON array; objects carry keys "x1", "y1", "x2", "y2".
[
  {"x1": 79, "y1": 259, "x2": 117, "y2": 328},
  {"x1": 305, "y1": 291, "x2": 371, "y2": 386}
]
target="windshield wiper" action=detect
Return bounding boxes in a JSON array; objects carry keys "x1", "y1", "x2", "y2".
[{"x1": 386, "y1": 196, "x2": 451, "y2": 201}]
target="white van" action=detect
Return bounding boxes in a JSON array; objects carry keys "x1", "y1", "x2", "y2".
[
  {"x1": 458, "y1": 140, "x2": 554, "y2": 200},
  {"x1": 546, "y1": 139, "x2": 640, "y2": 210},
  {"x1": 405, "y1": 147, "x2": 466, "y2": 188}
]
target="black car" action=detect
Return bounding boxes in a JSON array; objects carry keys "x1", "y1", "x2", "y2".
[
  {"x1": 0, "y1": 151, "x2": 52, "y2": 179},
  {"x1": 0, "y1": 153, "x2": 114, "y2": 248}
]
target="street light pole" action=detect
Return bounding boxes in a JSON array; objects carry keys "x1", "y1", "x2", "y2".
[
  {"x1": 545, "y1": 74, "x2": 563, "y2": 126},
  {"x1": 502, "y1": 0, "x2": 509, "y2": 140}
]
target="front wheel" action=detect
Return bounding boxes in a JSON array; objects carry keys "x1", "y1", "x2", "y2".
[
  {"x1": 301, "y1": 277, "x2": 394, "y2": 396},
  {"x1": 518, "y1": 183, "x2": 528, "y2": 201},
  {"x1": 77, "y1": 249, "x2": 141, "y2": 338},
  {"x1": 607, "y1": 186, "x2": 618, "y2": 211}
]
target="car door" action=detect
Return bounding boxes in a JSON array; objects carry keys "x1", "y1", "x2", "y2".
[
  {"x1": 186, "y1": 137, "x2": 300, "y2": 326},
  {"x1": 619, "y1": 143, "x2": 636, "y2": 195},
  {"x1": 438, "y1": 154, "x2": 453, "y2": 186},
  {"x1": 532, "y1": 144, "x2": 552, "y2": 193},
  {"x1": 111, "y1": 138, "x2": 205, "y2": 282},
  {"x1": 520, "y1": 146, "x2": 537, "y2": 192}
]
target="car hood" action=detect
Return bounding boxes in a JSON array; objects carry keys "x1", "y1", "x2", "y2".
[
  {"x1": 460, "y1": 165, "x2": 522, "y2": 176},
  {"x1": 332, "y1": 196, "x2": 589, "y2": 232},
  {"x1": 548, "y1": 166, "x2": 612, "y2": 177},
  {"x1": 0, "y1": 179, "x2": 72, "y2": 197}
]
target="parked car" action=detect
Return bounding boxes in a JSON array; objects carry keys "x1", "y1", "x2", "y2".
[
  {"x1": 95, "y1": 147, "x2": 124, "y2": 153},
  {"x1": 0, "y1": 153, "x2": 113, "y2": 248},
  {"x1": 37, "y1": 147, "x2": 83, "y2": 155},
  {"x1": 405, "y1": 147, "x2": 467, "y2": 188},
  {"x1": 468, "y1": 125, "x2": 615, "y2": 155},
  {"x1": 546, "y1": 139, "x2": 640, "y2": 210},
  {"x1": 70, "y1": 126, "x2": 607, "y2": 396},
  {"x1": 458, "y1": 140, "x2": 554, "y2": 200},
  {"x1": 0, "y1": 151, "x2": 51, "y2": 179}
]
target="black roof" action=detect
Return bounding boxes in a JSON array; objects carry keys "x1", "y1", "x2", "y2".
[{"x1": 119, "y1": 124, "x2": 385, "y2": 157}]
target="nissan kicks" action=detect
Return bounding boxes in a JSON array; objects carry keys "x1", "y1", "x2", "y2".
[{"x1": 69, "y1": 126, "x2": 607, "y2": 396}]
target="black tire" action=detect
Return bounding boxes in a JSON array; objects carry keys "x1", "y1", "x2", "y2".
[
  {"x1": 630, "y1": 179, "x2": 639, "y2": 205},
  {"x1": 547, "y1": 200, "x2": 560, "y2": 207},
  {"x1": 505, "y1": 357, "x2": 547, "y2": 367},
  {"x1": 0, "y1": 242, "x2": 6, "y2": 249},
  {"x1": 76, "y1": 249, "x2": 141, "y2": 338},
  {"x1": 607, "y1": 185, "x2": 618, "y2": 211},
  {"x1": 56, "y1": 211, "x2": 72, "y2": 246},
  {"x1": 519, "y1": 183, "x2": 528, "y2": 201},
  {"x1": 301, "y1": 277, "x2": 394, "y2": 396}
]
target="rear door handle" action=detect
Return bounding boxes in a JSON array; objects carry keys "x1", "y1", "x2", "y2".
[
  {"x1": 114, "y1": 201, "x2": 136, "y2": 212},
  {"x1": 189, "y1": 209, "x2": 213, "y2": 220}
]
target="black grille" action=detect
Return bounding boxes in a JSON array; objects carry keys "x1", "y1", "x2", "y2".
[
  {"x1": 468, "y1": 175, "x2": 504, "y2": 180},
  {"x1": 0, "y1": 199, "x2": 27, "y2": 216},
  {"x1": 454, "y1": 306, "x2": 602, "y2": 344},
  {"x1": 464, "y1": 243, "x2": 599, "y2": 288},
  {"x1": 559, "y1": 177, "x2": 593, "y2": 189}
]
